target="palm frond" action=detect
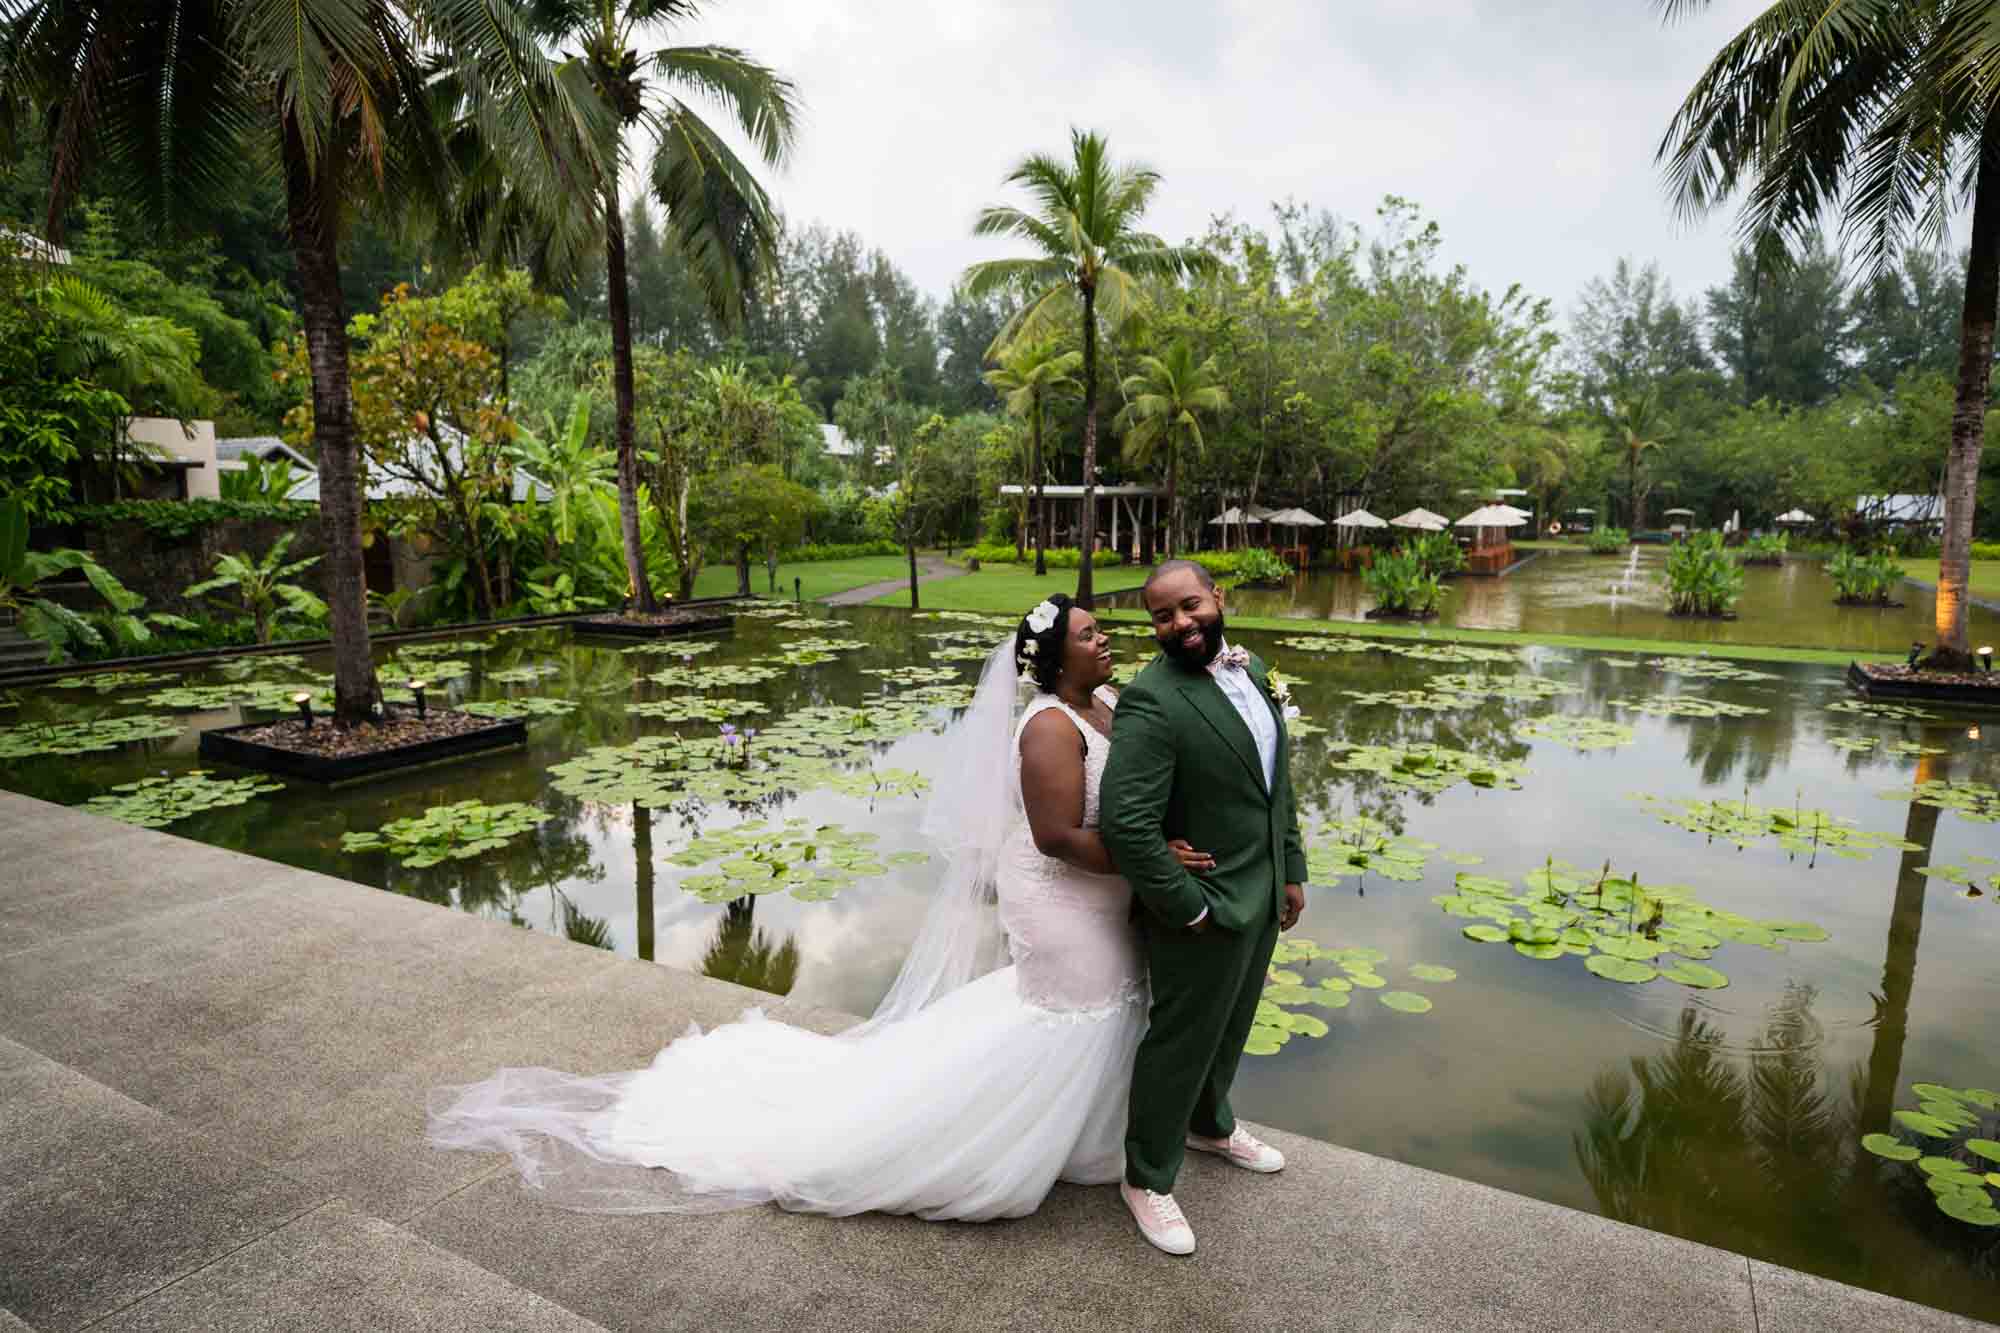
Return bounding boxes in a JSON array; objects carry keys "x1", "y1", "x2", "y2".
[
  {"x1": 644, "y1": 97, "x2": 780, "y2": 325},
  {"x1": 650, "y1": 43, "x2": 799, "y2": 165}
]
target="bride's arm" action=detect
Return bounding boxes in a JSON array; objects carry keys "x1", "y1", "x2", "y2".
[
  {"x1": 1019, "y1": 711, "x2": 1119, "y2": 874},
  {"x1": 1019, "y1": 712, "x2": 1213, "y2": 876}
]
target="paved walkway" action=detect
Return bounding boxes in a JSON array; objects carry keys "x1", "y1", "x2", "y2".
[
  {"x1": 0, "y1": 791, "x2": 1987, "y2": 1332},
  {"x1": 822, "y1": 556, "x2": 963, "y2": 606}
]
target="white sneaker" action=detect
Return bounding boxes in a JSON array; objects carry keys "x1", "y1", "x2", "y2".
[
  {"x1": 1185, "y1": 1125, "x2": 1285, "y2": 1173},
  {"x1": 1120, "y1": 1181, "x2": 1196, "y2": 1255}
]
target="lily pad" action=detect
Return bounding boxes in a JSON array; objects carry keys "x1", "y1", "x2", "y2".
[
  {"x1": 0, "y1": 714, "x2": 183, "y2": 758},
  {"x1": 80, "y1": 770, "x2": 285, "y2": 828},
  {"x1": 1463, "y1": 924, "x2": 1511, "y2": 943},
  {"x1": 1583, "y1": 955, "x2": 1658, "y2": 984},
  {"x1": 1378, "y1": 991, "x2": 1433, "y2": 1014},
  {"x1": 1659, "y1": 961, "x2": 1730, "y2": 990},
  {"x1": 341, "y1": 800, "x2": 551, "y2": 868},
  {"x1": 1407, "y1": 964, "x2": 1457, "y2": 982},
  {"x1": 1860, "y1": 1133, "x2": 1920, "y2": 1161},
  {"x1": 1894, "y1": 1110, "x2": 1959, "y2": 1139},
  {"x1": 1513, "y1": 715, "x2": 1637, "y2": 751},
  {"x1": 1966, "y1": 1139, "x2": 2000, "y2": 1164}
]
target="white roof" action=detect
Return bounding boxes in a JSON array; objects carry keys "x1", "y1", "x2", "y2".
[
  {"x1": 1662, "y1": 507, "x2": 1696, "y2": 517},
  {"x1": 1330, "y1": 508, "x2": 1385, "y2": 528},
  {"x1": 216, "y1": 437, "x2": 314, "y2": 468},
  {"x1": 1856, "y1": 494, "x2": 1942, "y2": 522},
  {"x1": 1389, "y1": 507, "x2": 1449, "y2": 530},
  {"x1": 0, "y1": 227, "x2": 68, "y2": 265},
  {"x1": 1209, "y1": 503, "x2": 1281, "y2": 525},
  {"x1": 820, "y1": 423, "x2": 857, "y2": 457},
  {"x1": 1774, "y1": 509, "x2": 1814, "y2": 523},
  {"x1": 1498, "y1": 504, "x2": 1533, "y2": 522},
  {"x1": 289, "y1": 426, "x2": 549, "y2": 503},
  {"x1": 1454, "y1": 504, "x2": 1527, "y2": 528},
  {"x1": 998, "y1": 484, "x2": 1164, "y2": 497},
  {"x1": 1266, "y1": 507, "x2": 1326, "y2": 526}
]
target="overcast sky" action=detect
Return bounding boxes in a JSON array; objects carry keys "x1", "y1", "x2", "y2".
[{"x1": 666, "y1": 0, "x2": 1783, "y2": 323}]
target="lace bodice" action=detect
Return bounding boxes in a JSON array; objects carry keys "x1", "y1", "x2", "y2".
[
  {"x1": 1011, "y1": 687, "x2": 1115, "y2": 828},
  {"x1": 1000, "y1": 686, "x2": 1141, "y2": 1017}
]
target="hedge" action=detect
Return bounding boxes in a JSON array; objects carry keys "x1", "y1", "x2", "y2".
[
  {"x1": 777, "y1": 539, "x2": 902, "y2": 562},
  {"x1": 67, "y1": 499, "x2": 321, "y2": 541},
  {"x1": 967, "y1": 544, "x2": 1123, "y2": 569}
]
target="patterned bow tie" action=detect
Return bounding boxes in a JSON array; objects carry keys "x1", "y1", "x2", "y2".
[{"x1": 1210, "y1": 645, "x2": 1251, "y2": 672}]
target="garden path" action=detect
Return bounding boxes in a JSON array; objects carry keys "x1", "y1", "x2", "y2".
[
  {"x1": 823, "y1": 555, "x2": 963, "y2": 606},
  {"x1": 0, "y1": 791, "x2": 1987, "y2": 1333}
]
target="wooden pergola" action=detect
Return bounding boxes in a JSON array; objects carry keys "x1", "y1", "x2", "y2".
[{"x1": 997, "y1": 484, "x2": 1165, "y2": 557}]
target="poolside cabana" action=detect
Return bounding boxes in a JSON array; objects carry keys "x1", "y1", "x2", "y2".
[
  {"x1": 1662, "y1": 507, "x2": 1696, "y2": 539},
  {"x1": 996, "y1": 483, "x2": 1164, "y2": 560},
  {"x1": 1389, "y1": 507, "x2": 1449, "y2": 532},
  {"x1": 1266, "y1": 507, "x2": 1326, "y2": 568},
  {"x1": 1454, "y1": 503, "x2": 1526, "y2": 575}
]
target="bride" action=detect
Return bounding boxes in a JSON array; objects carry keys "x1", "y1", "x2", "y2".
[{"x1": 428, "y1": 594, "x2": 1212, "y2": 1220}]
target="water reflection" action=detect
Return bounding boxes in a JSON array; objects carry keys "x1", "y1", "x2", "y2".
[
  {"x1": 699, "y1": 896, "x2": 800, "y2": 997},
  {"x1": 1201, "y1": 550, "x2": 2000, "y2": 653}
]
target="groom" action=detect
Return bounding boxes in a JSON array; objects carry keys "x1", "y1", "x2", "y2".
[{"x1": 1099, "y1": 558, "x2": 1308, "y2": 1256}]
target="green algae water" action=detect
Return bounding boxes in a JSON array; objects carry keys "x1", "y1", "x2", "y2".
[
  {"x1": 1203, "y1": 548, "x2": 2000, "y2": 654},
  {"x1": 3, "y1": 606, "x2": 1997, "y2": 1318}
]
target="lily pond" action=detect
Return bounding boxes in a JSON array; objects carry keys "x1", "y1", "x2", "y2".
[
  {"x1": 1201, "y1": 547, "x2": 2000, "y2": 653},
  {"x1": 4, "y1": 606, "x2": 1999, "y2": 1318}
]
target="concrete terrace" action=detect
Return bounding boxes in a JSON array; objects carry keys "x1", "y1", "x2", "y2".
[{"x1": 0, "y1": 790, "x2": 1988, "y2": 1333}]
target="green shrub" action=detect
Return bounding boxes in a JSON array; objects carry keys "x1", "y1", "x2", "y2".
[
  {"x1": 1827, "y1": 547, "x2": 1903, "y2": 605},
  {"x1": 1361, "y1": 549, "x2": 1445, "y2": 616},
  {"x1": 966, "y1": 544, "x2": 1121, "y2": 569},
  {"x1": 1662, "y1": 532, "x2": 1743, "y2": 616},
  {"x1": 1741, "y1": 532, "x2": 1788, "y2": 565},
  {"x1": 1204, "y1": 547, "x2": 1292, "y2": 585},
  {"x1": 1972, "y1": 541, "x2": 2000, "y2": 562},
  {"x1": 70, "y1": 499, "x2": 320, "y2": 542},
  {"x1": 1587, "y1": 527, "x2": 1630, "y2": 555},
  {"x1": 73, "y1": 615, "x2": 259, "y2": 661},
  {"x1": 778, "y1": 540, "x2": 901, "y2": 562},
  {"x1": 1403, "y1": 531, "x2": 1464, "y2": 578}
]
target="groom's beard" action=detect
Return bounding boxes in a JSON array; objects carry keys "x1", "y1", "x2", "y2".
[{"x1": 1158, "y1": 608, "x2": 1226, "y2": 668}]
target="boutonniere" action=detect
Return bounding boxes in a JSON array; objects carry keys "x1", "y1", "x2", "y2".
[{"x1": 1268, "y1": 666, "x2": 1302, "y2": 721}]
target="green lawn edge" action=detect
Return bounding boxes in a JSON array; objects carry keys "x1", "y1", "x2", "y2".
[
  {"x1": 1092, "y1": 607, "x2": 1894, "y2": 667},
  {"x1": 694, "y1": 555, "x2": 913, "y2": 603},
  {"x1": 1895, "y1": 558, "x2": 2000, "y2": 602},
  {"x1": 866, "y1": 564, "x2": 1151, "y2": 612}
]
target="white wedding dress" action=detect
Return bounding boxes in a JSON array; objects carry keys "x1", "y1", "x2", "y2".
[{"x1": 428, "y1": 685, "x2": 1147, "y2": 1221}]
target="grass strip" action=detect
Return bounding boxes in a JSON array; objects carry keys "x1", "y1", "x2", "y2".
[
  {"x1": 868, "y1": 564, "x2": 1151, "y2": 612},
  {"x1": 1090, "y1": 608, "x2": 1896, "y2": 667}
]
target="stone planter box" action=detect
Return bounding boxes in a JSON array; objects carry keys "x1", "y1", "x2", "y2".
[
  {"x1": 1847, "y1": 661, "x2": 2000, "y2": 709},
  {"x1": 573, "y1": 610, "x2": 734, "y2": 640},
  {"x1": 199, "y1": 714, "x2": 528, "y2": 784}
]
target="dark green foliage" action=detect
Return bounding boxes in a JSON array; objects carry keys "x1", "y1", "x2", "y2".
[
  {"x1": 1662, "y1": 532, "x2": 1744, "y2": 617},
  {"x1": 69, "y1": 500, "x2": 320, "y2": 543},
  {"x1": 1362, "y1": 549, "x2": 1445, "y2": 616},
  {"x1": 1827, "y1": 547, "x2": 1903, "y2": 605}
]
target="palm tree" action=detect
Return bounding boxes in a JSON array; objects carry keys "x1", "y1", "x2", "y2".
[
  {"x1": 1116, "y1": 339, "x2": 1228, "y2": 558},
  {"x1": 1611, "y1": 391, "x2": 1671, "y2": 531},
  {"x1": 984, "y1": 337, "x2": 1081, "y2": 575},
  {"x1": 962, "y1": 129, "x2": 1212, "y2": 605},
  {"x1": 1657, "y1": 0, "x2": 1995, "y2": 667},
  {"x1": 529, "y1": 0, "x2": 799, "y2": 615},
  {"x1": 2, "y1": 0, "x2": 606, "y2": 724}
]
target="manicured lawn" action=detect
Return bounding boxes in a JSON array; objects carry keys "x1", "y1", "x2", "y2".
[
  {"x1": 870, "y1": 563, "x2": 1150, "y2": 612},
  {"x1": 1091, "y1": 608, "x2": 1897, "y2": 667},
  {"x1": 1895, "y1": 558, "x2": 2000, "y2": 602},
  {"x1": 690, "y1": 555, "x2": 911, "y2": 603}
]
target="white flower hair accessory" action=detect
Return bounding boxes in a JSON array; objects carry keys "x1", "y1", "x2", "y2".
[
  {"x1": 1025, "y1": 599, "x2": 1061, "y2": 635},
  {"x1": 1019, "y1": 639, "x2": 1038, "y2": 657}
]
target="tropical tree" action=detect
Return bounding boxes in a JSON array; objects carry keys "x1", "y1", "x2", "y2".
[
  {"x1": 183, "y1": 533, "x2": 328, "y2": 645},
  {"x1": 38, "y1": 274, "x2": 205, "y2": 499},
  {"x1": 962, "y1": 129, "x2": 1213, "y2": 605},
  {"x1": 529, "y1": 0, "x2": 800, "y2": 614},
  {"x1": 1117, "y1": 339, "x2": 1228, "y2": 557},
  {"x1": 1, "y1": 0, "x2": 607, "y2": 722},
  {"x1": 0, "y1": 498, "x2": 156, "y2": 662},
  {"x1": 1612, "y1": 391, "x2": 1672, "y2": 531},
  {"x1": 1656, "y1": 0, "x2": 1996, "y2": 666},
  {"x1": 983, "y1": 337, "x2": 1080, "y2": 573},
  {"x1": 509, "y1": 393, "x2": 614, "y2": 567}
]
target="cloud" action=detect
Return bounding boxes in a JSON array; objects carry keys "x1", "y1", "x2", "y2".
[{"x1": 667, "y1": 0, "x2": 1777, "y2": 319}]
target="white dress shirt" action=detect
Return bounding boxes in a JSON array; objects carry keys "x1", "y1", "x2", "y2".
[{"x1": 1188, "y1": 639, "x2": 1277, "y2": 927}]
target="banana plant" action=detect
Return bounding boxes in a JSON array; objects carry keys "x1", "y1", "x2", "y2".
[
  {"x1": 183, "y1": 534, "x2": 327, "y2": 645},
  {"x1": 0, "y1": 498, "x2": 155, "y2": 662}
]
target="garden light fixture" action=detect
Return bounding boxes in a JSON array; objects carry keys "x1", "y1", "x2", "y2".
[
  {"x1": 1907, "y1": 642, "x2": 1923, "y2": 668},
  {"x1": 291, "y1": 691, "x2": 314, "y2": 729},
  {"x1": 409, "y1": 680, "x2": 429, "y2": 719},
  {"x1": 1979, "y1": 646, "x2": 1993, "y2": 674}
]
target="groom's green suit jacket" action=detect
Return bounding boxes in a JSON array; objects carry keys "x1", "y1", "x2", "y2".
[{"x1": 1100, "y1": 651, "x2": 1309, "y2": 933}]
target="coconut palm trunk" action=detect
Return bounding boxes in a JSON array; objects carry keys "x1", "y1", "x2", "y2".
[
  {"x1": 1032, "y1": 389, "x2": 1048, "y2": 576},
  {"x1": 1859, "y1": 750, "x2": 1943, "y2": 1133},
  {"x1": 604, "y1": 183, "x2": 657, "y2": 613},
  {"x1": 282, "y1": 120, "x2": 374, "y2": 725},
  {"x1": 1077, "y1": 285, "x2": 1099, "y2": 607},
  {"x1": 634, "y1": 802, "x2": 655, "y2": 963},
  {"x1": 1933, "y1": 121, "x2": 2000, "y2": 666}
]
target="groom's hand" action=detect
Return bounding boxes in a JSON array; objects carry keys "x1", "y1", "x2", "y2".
[{"x1": 1280, "y1": 883, "x2": 1305, "y2": 932}]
